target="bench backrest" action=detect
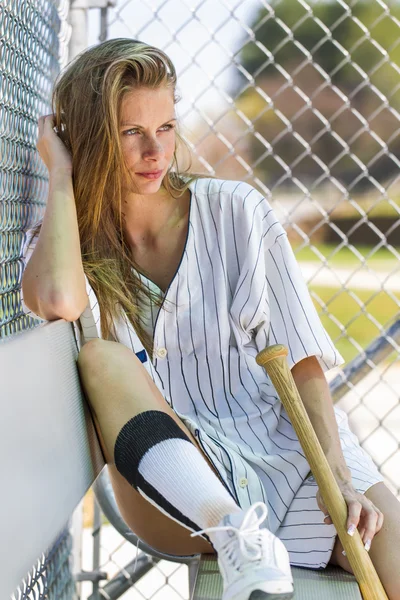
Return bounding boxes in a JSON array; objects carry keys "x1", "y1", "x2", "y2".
[{"x1": 0, "y1": 319, "x2": 104, "y2": 598}]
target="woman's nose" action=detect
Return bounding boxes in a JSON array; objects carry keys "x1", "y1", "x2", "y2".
[{"x1": 142, "y1": 136, "x2": 164, "y2": 159}]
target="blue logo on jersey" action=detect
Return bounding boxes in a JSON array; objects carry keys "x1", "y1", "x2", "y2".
[{"x1": 135, "y1": 349, "x2": 147, "y2": 364}]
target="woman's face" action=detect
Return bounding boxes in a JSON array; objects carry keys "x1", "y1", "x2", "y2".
[{"x1": 119, "y1": 86, "x2": 176, "y2": 194}]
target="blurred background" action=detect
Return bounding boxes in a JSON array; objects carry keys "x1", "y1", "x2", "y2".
[
  {"x1": 84, "y1": 0, "x2": 400, "y2": 366},
  {"x1": 2, "y1": 0, "x2": 399, "y2": 598}
]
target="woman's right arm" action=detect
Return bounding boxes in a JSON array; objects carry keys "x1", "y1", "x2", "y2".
[{"x1": 21, "y1": 115, "x2": 88, "y2": 321}]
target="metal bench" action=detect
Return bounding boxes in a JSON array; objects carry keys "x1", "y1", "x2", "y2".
[
  {"x1": 1, "y1": 319, "x2": 104, "y2": 599},
  {"x1": 193, "y1": 556, "x2": 362, "y2": 600}
]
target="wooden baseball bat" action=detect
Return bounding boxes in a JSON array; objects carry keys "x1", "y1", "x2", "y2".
[{"x1": 256, "y1": 345, "x2": 388, "y2": 600}]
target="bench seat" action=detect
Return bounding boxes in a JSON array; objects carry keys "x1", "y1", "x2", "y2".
[{"x1": 192, "y1": 556, "x2": 362, "y2": 599}]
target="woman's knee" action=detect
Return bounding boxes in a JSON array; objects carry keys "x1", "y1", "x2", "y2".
[
  {"x1": 77, "y1": 339, "x2": 149, "y2": 439},
  {"x1": 78, "y1": 338, "x2": 110, "y2": 381},
  {"x1": 77, "y1": 338, "x2": 146, "y2": 401},
  {"x1": 78, "y1": 338, "x2": 133, "y2": 377},
  {"x1": 365, "y1": 482, "x2": 400, "y2": 599},
  {"x1": 78, "y1": 337, "x2": 108, "y2": 361},
  {"x1": 331, "y1": 483, "x2": 400, "y2": 599}
]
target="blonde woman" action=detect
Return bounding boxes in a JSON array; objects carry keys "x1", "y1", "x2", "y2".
[{"x1": 21, "y1": 39, "x2": 400, "y2": 600}]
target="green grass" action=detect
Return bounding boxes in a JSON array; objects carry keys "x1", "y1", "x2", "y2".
[
  {"x1": 334, "y1": 195, "x2": 400, "y2": 219},
  {"x1": 310, "y1": 286, "x2": 400, "y2": 364},
  {"x1": 295, "y1": 243, "x2": 400, "y2": 270}
]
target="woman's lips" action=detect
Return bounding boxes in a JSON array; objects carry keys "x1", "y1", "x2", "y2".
[{"x1": 136, "y1": 170, "x2": 163, "y2": 180}]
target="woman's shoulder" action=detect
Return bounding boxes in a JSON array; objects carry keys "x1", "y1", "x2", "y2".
[
  {"x1": 190, "y1": 176, "x2": 285, "y2": 248},
  {"x1": 190, "y1": 176, "x2": 261, "y2": 202},
  {"x1": 190, "y1": 176, "x2": 275, "y2": 224}
]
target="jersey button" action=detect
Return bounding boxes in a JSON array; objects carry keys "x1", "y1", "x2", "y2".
[
  {"x1": 156, "y1": 347, "x2": 168, "y2": 359},
  {"x1": 239, "y1": 477, "x2": 248, "y2": 488}
]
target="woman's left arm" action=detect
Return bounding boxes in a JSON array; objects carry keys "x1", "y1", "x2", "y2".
[{"x1": 291, "y1": 355, "x2": 384, "y2": 551}]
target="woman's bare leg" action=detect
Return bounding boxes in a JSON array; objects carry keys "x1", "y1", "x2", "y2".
[
  {"x1": 77, "y1": 338, "x2": 219, "y2": 556},
  {"x1": 329, "y1": 482, "x2": 400, "y2": 600}
]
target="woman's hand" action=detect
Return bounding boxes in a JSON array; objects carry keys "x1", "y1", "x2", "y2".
[
  {"x1": 37, "y1": 114, "x2": 72, "y2": 175},
  {"x1": 317, "y1": 483, "x2": 384, "y2": 552}
]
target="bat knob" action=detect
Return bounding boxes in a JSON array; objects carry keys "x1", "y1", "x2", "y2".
[{"x1": 256, "y1": 344, "x2": 288, "y2": 367}]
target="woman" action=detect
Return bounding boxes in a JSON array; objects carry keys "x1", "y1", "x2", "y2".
[{"x1": 21, "y1": 39, "x2": 400, "y2": 600}]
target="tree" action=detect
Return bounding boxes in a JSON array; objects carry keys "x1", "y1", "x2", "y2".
[{"x1": 232, "y1": 0, "x2": 400, "y2": 189}]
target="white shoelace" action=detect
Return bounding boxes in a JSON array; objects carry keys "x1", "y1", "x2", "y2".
[{"x1": 191, "y1": 502, "x2": 269, "y2": 566}]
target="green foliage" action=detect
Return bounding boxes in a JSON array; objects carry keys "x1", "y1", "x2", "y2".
[
  {"x1": 240, "y1": 0, "x2": 400, "y2": 94},
  {"x1": 295, "y1": 242, "x2": 400, "y2": 269},
  {"x1": 233, "y1": 1, "x2": 400, "y2": 191},
  {"x1": 311, "y1": 285, "x2": 400, "y2": 363}
]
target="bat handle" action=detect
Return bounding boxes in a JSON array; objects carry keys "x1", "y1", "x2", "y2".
[{"x1": 256, "y1": 345, "x2": 388, "y2": 600}]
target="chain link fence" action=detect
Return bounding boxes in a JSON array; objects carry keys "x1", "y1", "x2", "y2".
[
  {"x1": 78, "y1": 0, "x2": 400, "y2": 598},
  {"x1": 0, "y1": 0, "x2": 70, "y2": 337},
  {"x1": 80, "y1": 495, "x2": 190, "y2": 600},
  {"x1": 0, "y1": 0, "x2": 76, "y2": 598},
  {"x1": 11, "y1": 528, "x2": 77, "y2": 600}
]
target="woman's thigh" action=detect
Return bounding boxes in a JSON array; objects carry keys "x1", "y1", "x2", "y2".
[
  {"x1": 78, "y1": 338, "x2": 216, "y2": 556},
  {"x1": 329, "y1": 482, "x2": 400, "y2": 600},
  {"x1": 77, "y1": 339, "x2": 196, "y2": 458}
]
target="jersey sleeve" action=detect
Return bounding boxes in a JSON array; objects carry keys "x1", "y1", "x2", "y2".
[
  {"x1": 230, "y1": 183, "x2": 344, "y2": 373},
  {"x1": 259, "y1": 233, "x2": 344, "y2": 371}
]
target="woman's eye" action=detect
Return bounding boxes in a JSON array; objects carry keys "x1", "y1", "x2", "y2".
[
  {"x1": 159, "y1": 124, "x2": 175, "y2": 132},
  {"x1": 122, "y1": 124, "x2": 175, "y2": 136}
]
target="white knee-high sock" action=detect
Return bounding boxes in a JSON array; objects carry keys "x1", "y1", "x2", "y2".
[{"x1": 138, "y1": 438, "x2": 241, "y2": 530}]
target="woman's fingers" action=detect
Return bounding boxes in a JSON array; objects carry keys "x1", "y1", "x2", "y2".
[
  {"x1": 316, "y1": 489, "x2": 331, "y2": 524},
  {"x1": 37, "y1": 114, "x2": 51, "y2": 143},
  {"x1": 362, "y1": 502, "x2": 379, "y2": 550},
  {"x1": 36, "y1": 114, "x2": 72, "y2": 173},
  {"x1": 317, "y1": 486, "x2": 384, "y2": 552},
  {"x1": 37, "y1": 115, "x2": 45, "y2": 137},
  {"x1": 375, "y1": 504, "x2": 384, "y2": 533},
  {"x1": 361, "y1": 502, "x2": 384, "y2": 551},
  {"x1": 38, "y1": 114, "x2": 55, "y2": 134},
  {"x1": 343, "y1": 492, "x2": 383, "y2": 551},
  {"x1": 345, "y1": 497, "x2": 362, "y2": 536}
]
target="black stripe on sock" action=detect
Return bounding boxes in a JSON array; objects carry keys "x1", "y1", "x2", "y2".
[
  {"x1": 137, "y1": 473, "x2": 201, "y2": 532},
  {"x1": 137, "y1": 474, "x2": 211, "y2": 544},
  {"x1": 114, "y1": 410, "x2": 191, "y2": 489}
]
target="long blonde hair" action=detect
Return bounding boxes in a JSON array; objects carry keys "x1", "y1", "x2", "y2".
[{"x1": 29, "y1": 38, "x2": 201, "y2": 354}]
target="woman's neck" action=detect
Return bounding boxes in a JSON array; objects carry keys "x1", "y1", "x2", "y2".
[{"x1": 122, "y1": 187, "x2": 190, "y2": 251}]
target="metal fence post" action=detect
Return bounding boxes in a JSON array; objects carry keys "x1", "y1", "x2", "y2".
[
  {"x1": 68, "y1": 0, "x2": 89, "y2": 61},
  {"x1": 91, "y1": 498, "x2": 102, "y2": 600}
]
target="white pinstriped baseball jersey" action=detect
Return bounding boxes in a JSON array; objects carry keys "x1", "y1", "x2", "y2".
[{"x1": 21, "y1": 177, "x2": 383, "y2": 568}]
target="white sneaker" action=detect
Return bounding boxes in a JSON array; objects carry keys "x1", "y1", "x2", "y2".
[{"x1": 191, "y1": 502, "x2": 294, "y2": 600}]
